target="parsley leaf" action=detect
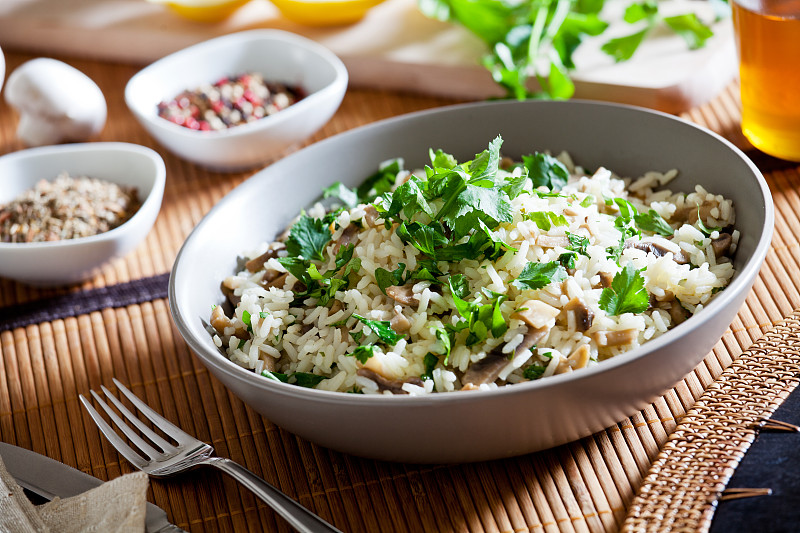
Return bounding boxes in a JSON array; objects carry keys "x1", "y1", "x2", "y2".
[
  {"x1": 434, "y1": 136, "x2": 513, "y2": 239},
  {"x1": 598, "y1": 262, "x2": 649, "y2": 316},
  {"x1": 385, "y1": 174, "x2": 433, "y2": 220},
  {"x1": 523, "y1": 364, "x2": 546, "y2": 380},
  {"x1": 421, "y1": 352, "x2": 439, "y2": 381},
  {"x1": 696, "y1": 206, "x2": 722, "y2": 236},
  {"x1": 512, "y1": 261, "x2": 568, "y2": 291},
  {"x1": 634, "y1": 209, "x2": 674, "y2": 236},
  {"x1": 375, "y1": 263, "x2": 407, "y2": 294},
  {"x1": 352, "y1": 314, "x2": 404, "y2": 346},
  {"x1": 285, "y1": 214, "x2": 332, "y2": 261},
  {"x1": 526, "y1": 211, "x2": 568, "y2": 231},
  {"x1": 263, "y1": 371, "x2": 328, "y2": 388},
  {"x1": 323, "y1": 182, "x2": 359, "y2": 209},
  {"x1": 357, "y1": 159, "x2": 402, "y2": 202},
  {"x1": 665, "y1": 13, "x2": 714, "y2": 49},
  {"x1": 558, "y1": 251, "x2": 577, "y2": 269},
  {"x1": 566, "y1": 232, "x2": 590, "y2": 256},
  {"x1": 601, "y1": 27, "x2": 649, "y2": 62},
  {"x1": 447, "y1": 276, "x2": 508, "y2": 345},
  {"x1": 433, "y1": 326, "x2": 452, "y2": 364},
  {"x1": 351, "y1": 344, "x2": 378, "y2": 364},
  {"x1": 523, "y1": 152, "x2": 569, "y2": 191}
]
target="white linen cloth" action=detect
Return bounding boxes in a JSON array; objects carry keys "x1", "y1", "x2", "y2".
[{"x1": 0, "y1": 455, "x2": 148, "y2": 532}]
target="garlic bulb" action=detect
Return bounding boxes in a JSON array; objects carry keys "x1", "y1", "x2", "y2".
[{"x1": 4, "y1": 58, "x2": 107, "y2": 146}]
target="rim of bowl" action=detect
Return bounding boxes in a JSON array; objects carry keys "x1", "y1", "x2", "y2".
[
  {"x1": 170, "y1": 99, "x2": 775, "y2": 406},
  {"x1": 0, "y1": 142, "x2": 166, "y2": 250},
  {"x1": 124, "y1": 29, "x2": 349, "y2": 141}
]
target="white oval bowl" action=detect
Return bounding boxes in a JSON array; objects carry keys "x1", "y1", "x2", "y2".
[
  {"x1": 125, "y1": 29, "x2": 348, "y2": 172},
  {"x1": 170, "y1": 100, "x2": 773, "y2": 463},
  {"x1": 0, "y1": 143, "x2": 166, "y2": 286}
]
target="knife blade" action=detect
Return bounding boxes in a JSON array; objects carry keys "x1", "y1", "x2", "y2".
[{"x1": 0, "y1": 441, "x2": 186, "y2": 533}]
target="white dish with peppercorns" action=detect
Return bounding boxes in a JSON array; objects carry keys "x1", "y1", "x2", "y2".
[
  {"x1": 0, "y1": 142, "x2": 165, "y2": 286},
  {"x1": 125, "y1": 29, "x2": 348, "y2": 172}
]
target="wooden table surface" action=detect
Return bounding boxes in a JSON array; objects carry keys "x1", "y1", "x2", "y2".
[{"x1": 1, "y1": 48, "x2": 799, "y2": 533}]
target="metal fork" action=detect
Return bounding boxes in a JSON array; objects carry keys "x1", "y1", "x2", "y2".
[{"x1": 79, "y1": 378, "x2": 341, "y2": 533}]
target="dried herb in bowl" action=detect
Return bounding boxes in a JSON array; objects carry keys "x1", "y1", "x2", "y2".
[{"x1": 0, "y1": 173, "x2": 141, "y2": 243}]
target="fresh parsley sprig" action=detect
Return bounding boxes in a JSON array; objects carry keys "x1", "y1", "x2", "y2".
[
  {"x1": 598, "y1": 262, "x2": 649, "y2": 315},
  {"x1": 419, "y1": 0, "x2": 720, "y2": 100}
]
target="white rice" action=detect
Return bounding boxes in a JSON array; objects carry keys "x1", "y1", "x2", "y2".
[{"x1": 211, "y1": 151, "x2": 737, "y2": 395}]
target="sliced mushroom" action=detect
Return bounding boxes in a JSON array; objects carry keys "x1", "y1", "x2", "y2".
[
  {"x1": 220, "y1": 282, "x2": 240, "y2": 307},
  {"x1": 535, "y1": 235, "x2": 570, "y2": 248},
  {"x1": 711, "y1": 232, "x2": 733, "y2": 258},
  {"x1": 390, "y1": 308, "x2": 412, "y2": 333},
  {"x1": 259, "y1": 269, "x2": 279, "y2": 284},
  {"x1": 625, "y1": 240, "x2": 690, "y2": 265},
  {"x1": 564, "y1": 297, "x2": 594, "y2": 332},
  {"x1": 386, "y1": 284, "x2": 416, "y2": 306},
  {"x1": 598, "y1": 271, "x2": 614, "y2": 289},
  {"x1": 511, "y1": 300, "x2": 560, "y2": 329},
  {"x1": 357, "y1": 368, "x2": 424, "y2": 395},
  {"x1": 328, "y1": 299, "x2": 343, "y2": 315},
  {"x1": 245, "y1": 244, "x2": 284, "y2": 272},
  {"x1": 667, "y1": 298, "x2": 690, "y2": 325},
  {"x1": 462, "y1": 326, "x2": 549, "y2": 388},
  {"x1": 264, "y1": 272, "x2": 289, "y2": 290},
  {"x1": 363, "y1": 205, "x2": 381, "y2": 228},
  {"x1": 210, "y1": 305, "x2": 247, "y2": 339},
  {"x1": 555, "y1": 344, "x2": 591, "y2": 375},
  {"x1": 672, "y1": 201, "x2": 715, "y2": 225},
  {"x1": 593, "y1": 328, "x2": 638, "y2": 347},
  {"x1": 333, "y1": 224, "x2": 359, "y2": 254},
  {"x1": 260, "y1": 355, "x2": 277, "y2": 373}
]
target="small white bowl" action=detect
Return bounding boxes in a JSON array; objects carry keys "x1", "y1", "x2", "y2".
[
  {"x1": 0, "y1": 143, "x2": 166, "y2": 286},
  {"x1": 125, "y1": 29, "x2": 348, "y2": 172}
]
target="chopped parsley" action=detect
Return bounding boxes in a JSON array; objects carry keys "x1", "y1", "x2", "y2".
[
  {"x1": 448, "y1": 277, "x2": 508, "y2": 345},
  {"x1": 284, "y1": 213, "x2": 332, "y2": 261},
  {"x1": 351, "y1": 344, "x2": 378, "y2": 363},
  {"x1": 696, "y1": 206, "x2": 722, "y2": 236},
  {"x1": 523, "y1": 364, "x2": 546, "y2": 380},
  {"x1": 634, "y1": 209, "x2": 674, "y2": 236},
  {"x1": 351, "y1": 314, "x2": 405, "y2": 346},
  {"x1": 421, "y1": 352, "x2": 439, "y2": 381},
  {"x1": 598, "y1": 262, "x2": 650, "y2": 316},
  {"x1": 512, "y1": 261, "x2": 568, "y2": 291},
  {"x1": 375, "y1": 263, "x2": 407, "y2": 293},
  {"x1": 566, "y1": 232, "x2": 590, "y2": 256},
  {"x1": 523, "y1": 152, "x2": 569, "y2": 191},
  {"x1": 526, "y1": 211, "x2": 569, "y2": 231},
  {"x1": 262, "y1": 370, "x2": 328, "y2": 388}
]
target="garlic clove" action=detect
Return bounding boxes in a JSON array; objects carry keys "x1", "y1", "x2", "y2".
[{"x1": 4, "y1": 58, "x2": 107, "y2": 147}]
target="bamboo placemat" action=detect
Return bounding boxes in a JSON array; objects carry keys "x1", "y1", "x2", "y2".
[{"x1": 0, "y1": 49, "x2": 798, "y2": 533}]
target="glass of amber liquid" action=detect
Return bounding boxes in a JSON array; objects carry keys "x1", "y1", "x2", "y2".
[{"x1": 732, "y1": 0, "x2": 800, "y2": 161}]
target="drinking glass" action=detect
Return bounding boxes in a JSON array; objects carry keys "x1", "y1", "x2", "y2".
[{"x1": 732, "y1": 0, "x2": 800, "y2": 161}]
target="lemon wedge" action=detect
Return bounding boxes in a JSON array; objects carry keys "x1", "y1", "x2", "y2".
[
  {"x1": 147, "y1": 0, "x2": 252, "y2": 23},
  {"x1": 269, "y1": 0, "x2": 387, "y2": 26}
]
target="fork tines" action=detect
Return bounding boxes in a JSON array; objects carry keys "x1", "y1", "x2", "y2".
[{"x1": 79, "y1": 379, "x2": 185, "y2": 467}]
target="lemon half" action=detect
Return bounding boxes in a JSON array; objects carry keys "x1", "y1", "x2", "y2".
[
  {"x1": 147, "y1": 0, "x2": 252, "y2": 23},
  {"x1": 269, "y1": 0, "x2": 387, "y2": 26}
]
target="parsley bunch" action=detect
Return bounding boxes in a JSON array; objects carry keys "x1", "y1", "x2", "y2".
[{"x1": 418, "y1": 0, "x2": 725, "y2": 100}]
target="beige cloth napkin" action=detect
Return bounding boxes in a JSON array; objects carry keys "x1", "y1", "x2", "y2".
[{"x1": 0, "y1": 455, "x2": 149, "y2": 533}]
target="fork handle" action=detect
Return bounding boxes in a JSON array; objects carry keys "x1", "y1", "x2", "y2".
[{"x1": 202, "y1": 457, "x2": 342, "y2": 533}]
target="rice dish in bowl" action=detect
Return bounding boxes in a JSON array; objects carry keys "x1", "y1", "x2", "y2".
[{"x1": 210, "y1": 136, "x2": 738, "y2": 396}]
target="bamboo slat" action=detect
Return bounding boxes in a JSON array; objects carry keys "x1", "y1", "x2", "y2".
[{"x1": 0, "y1": 49, "x2": 798, "y2": 532}]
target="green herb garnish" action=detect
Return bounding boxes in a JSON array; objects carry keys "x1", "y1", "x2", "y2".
[
  {"x1": 634, "y1": 209, "x2": 674, "y2": 236},
  {"x1": 512, "y1": 261, "x2": 568, "y2": 291},
  {"x1": 284, "y1": 213, "x2": 332, "y2": 262},
  {"x1": 351, "y1": 314, "x2": 405, "y2": 346},
  {"x1": 598, "y1": 262, "x2": 649, "y2": 315}
]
